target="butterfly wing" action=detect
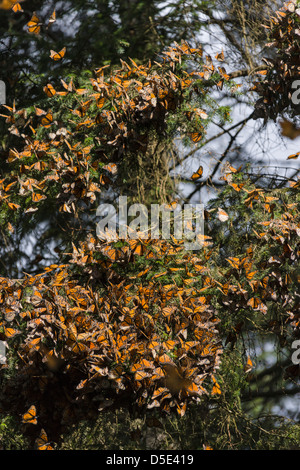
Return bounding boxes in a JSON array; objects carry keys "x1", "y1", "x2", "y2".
[
  {"x1": 22, "y1": 405, "x2": 37, "y2": 424},
  {"x1": 27, "y1": 12, "x2": 41, "y2": 34},
  {"x1": 191, "y1": 165, "x2": 203, "y2": 180},
  {"x1": 50, "y1": 47, "x2": 66, "y2": 61},
  {"x1": 35, "y1": 429, "x2": 54, "y2": 450}
]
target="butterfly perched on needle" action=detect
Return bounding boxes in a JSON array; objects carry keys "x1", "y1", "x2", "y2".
[
  {"x1": 50, "y1": 47, "x2": 66, "y2": 61},
  {"x1": 191, "y1": 165, "x2": 203, "y2": 181},
  {"x1": 43, "y1": 83, "x2": 56, "y2": 97},
  {"x1": 22, "y1": 405, "x2": 38, "y2": 425},
  {"x1": 35, "y1": 107, "x2": 53, "y2": 127},
  {"x1": 41, "y1": 112, "x2": 53, "y2": 127}
]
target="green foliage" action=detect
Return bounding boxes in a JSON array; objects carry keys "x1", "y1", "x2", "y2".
[{"x1": 0, "y1": 415, "x2": 29, "y2": 450}]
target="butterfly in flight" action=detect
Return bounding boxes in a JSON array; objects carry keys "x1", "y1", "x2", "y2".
[
  {"x1": 50, "y1": 47, "x2": 66, "y2": 61},
  {"x1": 27, "y1": 12, "x2": 42, "y2": 34},
  {"x1": 191, "y1": 165, "x2": 203, "y2": 181},
  {"x1": 0, "y1": 0, "x2": 24, "y2": 11},
  {"x1": 35, "y1": 428, "x2": 54, "y2": 450},
  {"x1": 22, "y1": 405, "x2": 38, "y2": 425}
]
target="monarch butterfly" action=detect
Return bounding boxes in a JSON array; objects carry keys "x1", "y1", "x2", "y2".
[
  {"x1": 101, "y1": 246, "x2": 118, "y2": 261},
  {"x1": 193, "y1": 264, "x2": 206, "y2": 273},
  {"x1": 185, "y1": 380, "x2": 202, "y2": 396},
  {"x1": 48, "y1": 10, "x2": 56, "y2": 25},
  {"x1": 246, "y1": 271, "x2": 257, "y2": 281},
  {"x1": 120, "y1": 315, "x2": 132, "y2": 330},
  {"x1": 287, "y1": 151, "x2": 300, "y2": 160},
  {"x1": 41, "y1": 112, "x2": 53, "y2": 127},
  {"x1": 161, "y1": 306, "x2": 176, "y2": 317},
  {"x1": 134, "y1": 370, "x2": 150, "y2": 382},
  {"x1": 103, "y1": 163, "x2": 117, "y2": 175},
  {"x1": 247, "y1": 297, "x2": 261, "y2": 309},
  {"x1": 27, "y1": 12, "x2": 41, "y2": 34},
  {"x1": 27, "y1": 337, "x2": 41, "y2": 350},
  {"x1": 4, "y1": 327, "x2": 20, "y2": 338},
  {"x1": 22, "y1": 405, "x2": 37, "y2": 425},
  {"x1": 226, "y1": 257, "x2": 240, "y2": 270},
  {"x1": 32, "y1": 192, "x2": 47, "y2": 202},
  {"x1": 244, "y1": 356, "x2": 253, "y2": 374},
  {"x1": 162, "y1": 339, "x2": 177, "y2": 351},
  {"x1": 176, "y1": 401, "x2": 187, "y2": 416},
  {"x1": 68, "y1": 340, "x2": 87, "y2": 355},
  {"x1": 35, "y1": 429, "x2": 54, "y2": 450},
  {"x1": 217, "y1": 208, "x2": 229, "y2": 222},
  {"x1": 255, "y1": 69, "x2": 268, "y2": 76},
  {"x1": 138, "y1": 297, "x2": 149, "y2": 312},
  {"x1": 260, "y1": 276, "x2": 269, "y2": 289},
  {"x1": 195, "y1": 108, "x2": 208, "y2": 119},
  {"x1": 127, "y1": 239, "x2": 145, "y2": 256},
  {"x1": 35, "y1": 108, "x2": 47, "y2": 116},
  {"x1": 211, "y1": 376, "x2": 221, "y2": 395},
  {"x1": 43, "y1": 83, "x2": 56, "y2": 97},
  {"x1": 191, "y1": 165, "x2": 203, "y2": 180},
  {"x1": 72, "y1": 99, "x2": 92, "y2": 117},
  {"x1": 229, "y1": 182, "x2": 245, "y2": 192},
  {"x1": 135, "y1": 267, "x2": 150, "y2": 278},
  {"x1": 218, "y1": 66, "x2": 230, "y2": 80},
  {"x1": 60, "y1": 78, "x2": 74, "y2": 93},
  {"x1": 0, "y1": 0, "x2": 21, "y2": 9},
  {"x1": 97, "y1": 96, "x2": 105, "y2": 109},
  {"x1": 215, "y1": 49, "x2": 224, "y2": 61},
  {"x1": 165, "y1": 200, "x2": 179, "y2": 211},
  {"x1": 190, "y1": 132, "x2": 202, "y2": 143},
  {"x1": 184, "y1": 341, "x2": 199, "y2": 351},
  {"x1": 148, "y1": 339, "x2": 160, "y2": 351},
  {"x1": 131, "y1": 359, "x2": 153, "y2": 373},
  {"x1": 14, "y1": 2, "x2": 24, "y2": 11},
  {"x1": 50, "y1": 47, "x2": 66, "y2": 61},
  {"x1": 153, "y1": 270, "x2": 167, "y2": 279}
]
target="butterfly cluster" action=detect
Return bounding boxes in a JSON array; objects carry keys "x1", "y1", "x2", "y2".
[
  {"x1": 0, "y1": 8, "x2": 299, "y2": 447},
  {"x1": 0, "y1": 40, "x2": 229, "y2": 222},
  {"x1": 0, "y1": 233, "x2": 224, "y2": 446},
  {"x1": 252, "y1": 0, "x2": 300, "y2": 122},
  {"x1": 0, "y1": 164, "x2": 299, "y2": 446}
]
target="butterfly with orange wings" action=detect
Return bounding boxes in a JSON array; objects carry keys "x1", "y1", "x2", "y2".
[
  {"x1": 27, "y1": 12, "x2": 42, "y2": 34},
  {"x1": 191, "y1": 165, "x2": 203, "y2": 181},
  {"x1": 0, "y1": 0, "x2": 24, "y2": 11},
  {"x1": 22, "y1": 405, "x2": 37, "y2": 425},
  {"x1": 43, "y1": 83, "x2": 56, "y2": 98},
  {"x1": 190, "y1": 132, "x2": 202, "y2": 143},
  {"x1": 50, "y1": 47, "x2": 66, "y2": 61},
  {"x1": 35, "y1": 429, "x2": 54, "y2": 450}
]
